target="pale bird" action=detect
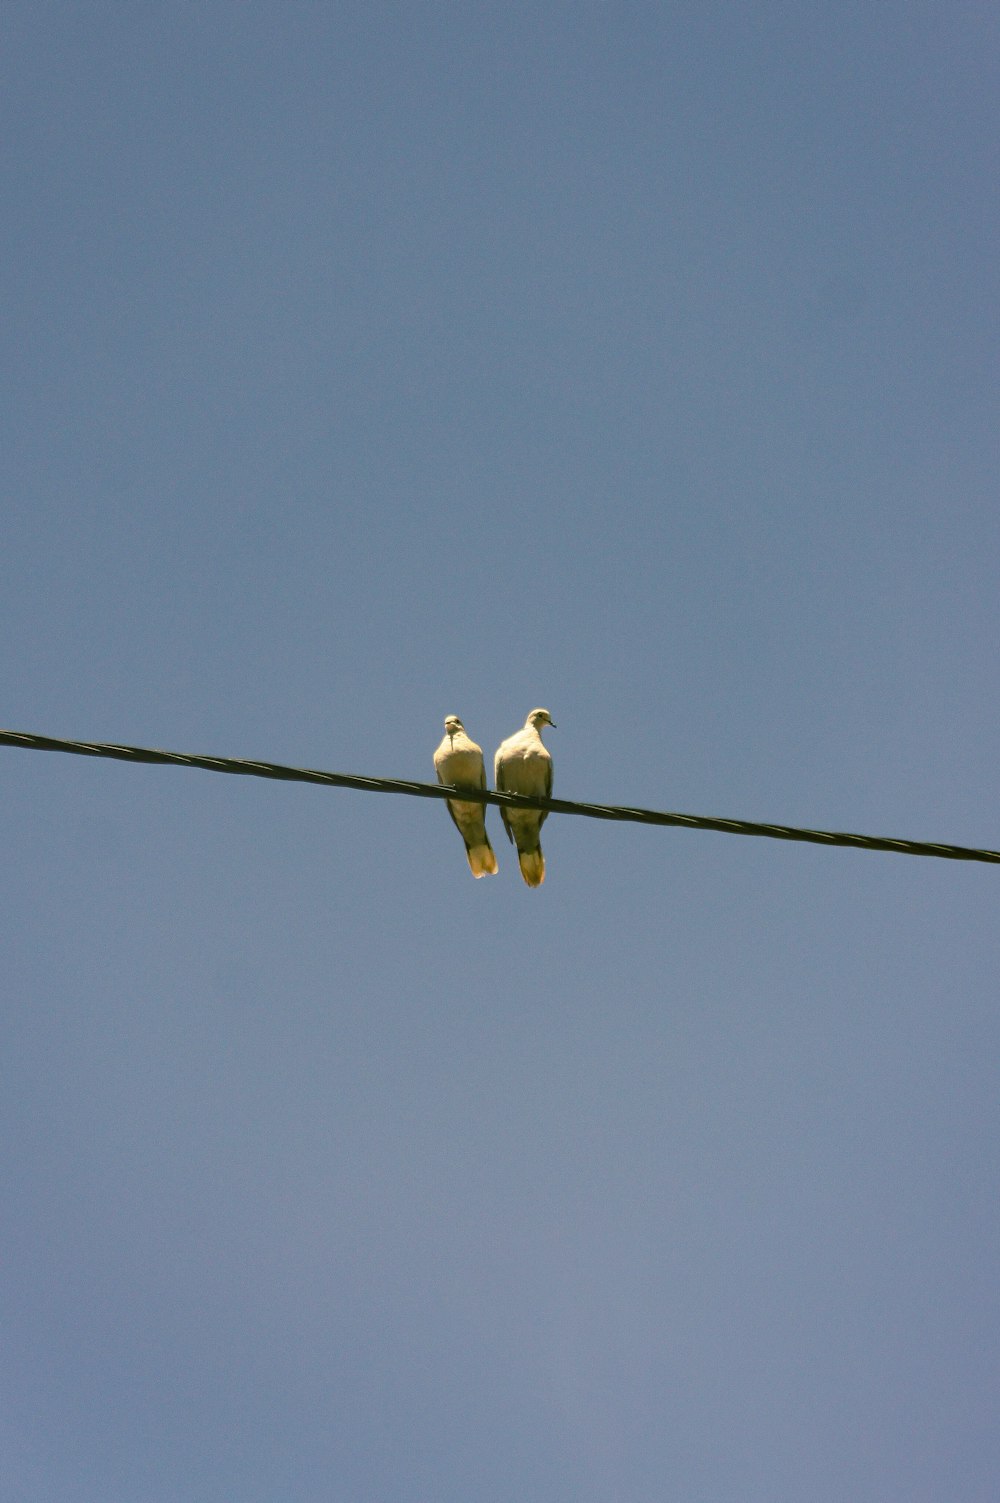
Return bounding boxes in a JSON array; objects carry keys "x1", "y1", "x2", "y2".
[
  {"x1": 433, "y1": 716, "x2": 498, "y2": 878},
  {"x1": 494, "y1": 708, "x2": 556, "y2": 887}
]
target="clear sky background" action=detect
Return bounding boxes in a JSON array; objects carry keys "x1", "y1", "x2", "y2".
[{"x1": 2, "y1": 4, "x2": 998, "y2": 1499}]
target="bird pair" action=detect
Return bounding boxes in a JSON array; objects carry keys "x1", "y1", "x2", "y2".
[{"x1": 433, "y1": 709, "x2": 556, "y2": 886}]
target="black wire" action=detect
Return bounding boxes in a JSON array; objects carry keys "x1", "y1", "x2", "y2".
[{"x1": 2, "y1": 727, "x2": 997, "y2": 865}]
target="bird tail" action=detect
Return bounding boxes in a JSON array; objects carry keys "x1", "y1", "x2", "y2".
[
  {"x1": 517, "y1": 848, "x2": 545, "y2": 887},
  {"x1": 466, "y1": 841, "x2": 498, "y2": 878}
]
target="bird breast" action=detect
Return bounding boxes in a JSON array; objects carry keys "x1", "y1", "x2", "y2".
[{"x1": 439, "y1": 746, "x2": 482, "y2": 784}]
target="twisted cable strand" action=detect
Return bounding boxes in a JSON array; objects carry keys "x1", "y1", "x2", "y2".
[{"x1": 2, "y1": 727, "x2": 996, "y2": 865}]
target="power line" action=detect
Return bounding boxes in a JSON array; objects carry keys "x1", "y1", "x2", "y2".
[{"x1": 1, "y1": 726, "x2": 997, "y2": 866}]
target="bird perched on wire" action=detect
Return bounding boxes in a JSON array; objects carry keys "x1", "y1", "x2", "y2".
[
  {"x1": 433, "y1": 716, "x2": 498, "y2": 878},
  {"x1": 494, "y1": 708, "x2": 556, "y2": 887}
]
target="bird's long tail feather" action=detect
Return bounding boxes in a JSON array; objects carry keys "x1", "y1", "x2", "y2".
[{"x1": 466, "y1": 843, "x2": 498, "y2": 878}]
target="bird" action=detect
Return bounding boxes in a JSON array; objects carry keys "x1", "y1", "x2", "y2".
[
  {"x1": 494, "y1": 708, "x2": 556, "y2": 887},
  {"x1": 433, "y1": 716, "x2": 498, "y2": 878}
]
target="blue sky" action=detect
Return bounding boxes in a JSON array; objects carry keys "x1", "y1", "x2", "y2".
[{"x1": 3, "y1": 4, "x2": 998, "y2": 1499}]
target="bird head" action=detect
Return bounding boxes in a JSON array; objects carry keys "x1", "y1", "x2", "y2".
[{"x1": 526, "y1": 708, "x2": 556, "y2": 729}]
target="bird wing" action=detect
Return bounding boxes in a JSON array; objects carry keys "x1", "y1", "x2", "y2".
[
  {"x1": 494, "y1": 749, "x2": 515, "y2": 845},
  {"x1": 443, "y1": 792, "x2": 468, "y2": 839},
  {"x1": 537, "y1": 753, "x2": 553, "y2": 831},
  {"x1": 435, "y1": 750, "x2": 467, "y2": 837}
]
